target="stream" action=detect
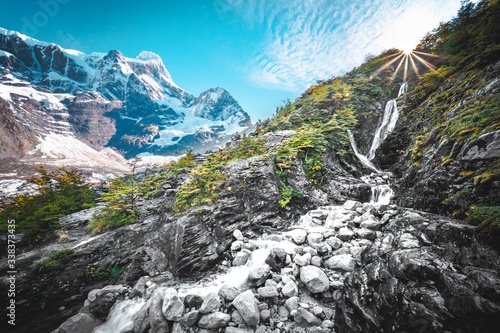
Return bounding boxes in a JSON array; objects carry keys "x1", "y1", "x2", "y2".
[{"x1": 93, "y1": 82, "x2": 408, "y2": 333}]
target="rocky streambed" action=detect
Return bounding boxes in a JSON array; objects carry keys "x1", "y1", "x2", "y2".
[{"x1": 53, "y1": 195, "x2": 500, "y2": 333}]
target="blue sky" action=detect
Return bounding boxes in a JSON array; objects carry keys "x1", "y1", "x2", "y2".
[{"x1": 0, "y1": 0, "x2": 468, "y2": 121}]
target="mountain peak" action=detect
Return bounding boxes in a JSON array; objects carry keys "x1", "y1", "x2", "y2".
[
  {"x1": 136, "y1": 51, "x2": 162, "y2": 62},
  {"x1": 104, "y1": 49, "x2": 124, "y2": 62}
]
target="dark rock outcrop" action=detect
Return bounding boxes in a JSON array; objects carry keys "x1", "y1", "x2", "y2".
[{"x1": 334, "y1": 210, "x2": 500, "y2": 333}]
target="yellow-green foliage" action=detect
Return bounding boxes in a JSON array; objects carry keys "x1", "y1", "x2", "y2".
[
  {"x1": 30, "y1": 248, "x2": 74, "y2": 275},
  {"x1": 445, "y1": 94, "x2": 500, "y2": 142},
  {"x1": 275, "y1": 127, "x2": 328, "y2": 181},
  {"x1": 166, "y1": 151, "x2": 196, "y2": 173},
  {"x1": 141, "y1": 172, "x2": 172, "y2": 199},
  {"x1": 174, "y1": 158, "x2": 227, "y2": 212},
  {"x1": 473, "y1": 162, "x2": 500, "y2": 185},
  {"x1": 227, "y1": 137, "x2": 267, "y2": 161},
  {"x1": 173, "y1": 136, "x2": 270, "y2": 212},
  {"x1": 88, "y1": 158, "x2": 143, "y2": 234},
  {"x1": 411, "y1": 134, "x2": 428, "y2": 161},
  {"x1": 467, "y1": 206, "x2": 500, "y2": 248}
]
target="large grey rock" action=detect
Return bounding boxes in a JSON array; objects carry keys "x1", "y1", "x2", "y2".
[
  {"x1": 197, "y1": 312, "x2": 231, "y2": 329},
  {"x1": 399, "y1": 233, "x2": 420, "y2": 249},
  {"x1": 294, "y1": 252, "x2": 311, "y2": 266},
  {"x1": 360, "y1": 219, "x2": 383, "y2": 231},
  {"x1": 356, "y1": 228, "x2": 377, "y2": 241},
  {"x1": 233, "y1": 251, "x2": 250, "y2": 266},
  {"x1": 149, "y1": 289, "x2": 169, "y2": 333},
  {"x1": 181, "y1": 310, "x2": 200, "y2": 327},
  {"x1": 257, "y1": 286, "x2": 279, "y2": 298},
  {"x1": 248, "y1": 265, "x2": 271, "y2": 284},
  {"x1": 218, "y1": 284, "x2": 240, "y2": 301},
  {"x1": 130, "y1": 276, "x2": 151, "y2": 299},
  {"x1": 288, "y1": 229, "x2": 308, "y2": 244},
  {"x1": 337, "y1": 227, "x2": 354, "y2": 241},
  {"x1": 307, "y1": 232, "x2": 324, "y2": 245},
  {"x1": 295, "y1": 308, "x2": 322, "y2": 326},
  {"x1": 89, "y1": 287, "x2": 122, "y2": 319},
  {"x1": 162, "y1": 288, "x2": 184, "y2": 321},
  {"x1": 199, "y1": 292, "x2": 221, "y2": 314},
  {"x1": 460, "y1": 129, "x2": 500, "y2": 160},
  {"x1": 233, "y1": 229, "x2": 244, "y2": 240},
  {"x1": 233, "y1": 290, "x2": 260, "y2": 326},
  {"x1": 183, "y1": 294, "x2": 204, "y2": 309},
  {"x1": 300, "y1": 265, "x2": 330, "y2": 293},
  {"x1": 282, "y1": 280, "x2": 299, "y2": 297},
  {"x1": 326, "y1": 236, "x2": 343, "y2": 249},
  {"x1": 324, "y1": 254, "x2": 356, "y2": 272},
  {"x1": 285, "y1": 297, "x2": 299, "y2": 311},
  {"x1": 55, "y1": 313, "x2": 102, "y2": 333}
]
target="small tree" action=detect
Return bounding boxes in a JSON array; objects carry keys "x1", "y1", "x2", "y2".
[
  {"x1": 88, "y1": 157, "x2": 144, "y2": 233},
  {"x1": 0, "y1": 166, "x2": 95, "y2": 244}
]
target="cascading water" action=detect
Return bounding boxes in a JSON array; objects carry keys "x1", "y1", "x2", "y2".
[
  {"x1": 92, "y1": 83, "x2": 409, "y2": 333},
  {"x1": 367, "y1": 82, "x2": 407, "y2": 160},
  {"x1": 369, "y1": 185, "x2": 393, "y2": 205},
  {"x1": 348, "y1": 82, "x2": 407, "y2": 205},
  {"x1": 94, "y1": 298, "x2": 147, "y2": 333},
  {"x1": 347, "y1": 129, "x2": 381, "y2": 173}
]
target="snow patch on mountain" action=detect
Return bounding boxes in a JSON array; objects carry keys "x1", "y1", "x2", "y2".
[
  {"x1": 0, "y1": 76, "x2": 73, "y2": 109},
  {"x1": 24, "y1": 133, "x2": 129, "y2": 168}
]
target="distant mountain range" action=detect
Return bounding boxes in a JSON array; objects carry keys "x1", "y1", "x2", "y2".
[{"x1": 0, "y1": 28, "x2": 251, "y2": 171}]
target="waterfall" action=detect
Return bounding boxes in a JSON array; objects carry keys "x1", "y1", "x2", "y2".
[
  {"x1": 346, "y1": 82, "x2": 407, "y2": 206},
  {"x1": 94, "y1": 298, "x2": 147, "y2": 333},
  {"x1": 367, "y1": 82, "x2": 407, "y2": 160},
  {"x1": 370, "y1": 185, "x2": 393, "y2": 205},
  {"x1": 347, "y1": 129, "x2": 381, "y2": 173},
  {"x1": 348, "y1": 82, "x2": 407, "y2": 165}
]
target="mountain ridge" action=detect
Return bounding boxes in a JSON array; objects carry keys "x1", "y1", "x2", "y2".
[{"x1": 0, "y1": 27, "x2": 251, "y2": 171}]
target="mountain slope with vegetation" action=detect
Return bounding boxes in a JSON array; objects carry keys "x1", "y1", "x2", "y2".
[{"x1": 1, "y1": 1, "x2": 499, "y2": 332}]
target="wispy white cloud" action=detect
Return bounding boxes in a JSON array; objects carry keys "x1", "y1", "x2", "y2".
[{"x1": 216, "y1": 0, "x2": 466, "y2": 92}]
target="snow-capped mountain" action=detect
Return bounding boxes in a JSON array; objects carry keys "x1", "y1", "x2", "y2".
[{"x1": 0, "y1": 27, "x2": 251, "y2": 166}]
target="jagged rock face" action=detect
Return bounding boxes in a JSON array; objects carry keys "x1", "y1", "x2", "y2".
[
  {"x1": 0, "y1": 99, "x2": 38, "y2": 159},
  {"x1": 334, "y1": 210, "x2": 500, "y2": 333},
  {"x1": 0, "y1": 28, "x2": 251, "y2": 164}
]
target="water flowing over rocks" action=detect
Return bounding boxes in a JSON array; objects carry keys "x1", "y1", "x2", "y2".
[{"x1": 48, "y1": 195, "x2": 499, "y2": 333}]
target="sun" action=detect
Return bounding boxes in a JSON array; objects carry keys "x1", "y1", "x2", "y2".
[
  {"x1": 402, "y1": 48, "x2": 414, "y2": 55},
  {"x1": 373, "y1": 49, "x2": 439, "y2": 82}
]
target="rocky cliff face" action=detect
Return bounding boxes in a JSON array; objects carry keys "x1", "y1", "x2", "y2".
[
  {"x1": 0, "y1": 28, "x2": 251, "y2": 166},
  {"x1": 0, "y1": 99, "x2": 38, "y2": 159}
]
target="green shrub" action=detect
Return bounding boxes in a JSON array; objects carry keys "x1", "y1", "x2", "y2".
[
  {"x1": 467, "y1": 206, "x2": 500, "y2": 248},
  {"x1": 86, "y1": 264, "x2": 124, "y2": 281},
  {"x1": 29, "y1": 248, "x2": 75, "y2": 275},
  {"x1": 174, "y1": 158, "x2": 227, "y2": 212},
  {"x1": 88, "y1": 157, "x2": 143, "y2": 234},
  {"x1": 0, "y1": 166, "x2": 95, "y2": 244}
]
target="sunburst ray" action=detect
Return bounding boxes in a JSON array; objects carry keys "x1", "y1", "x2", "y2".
[
  {"x1": 403, "y1": 55, "x2": 409, "y2": 82},
  {"x1": 375, "y1": 53, "x2": 405, "y2": 75},
  {"x1": 390, "y1": 54, "x2": 406, "y2": 82},
  {"x1": 413, "y1": 50, "x2": 440, "y2": 58},
  {"x1": 409, "y1": 54, "x2": 420, "y2": 77},
  {"x1": 412, "y1": 53, "x2": 437, "y2": 71}
]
